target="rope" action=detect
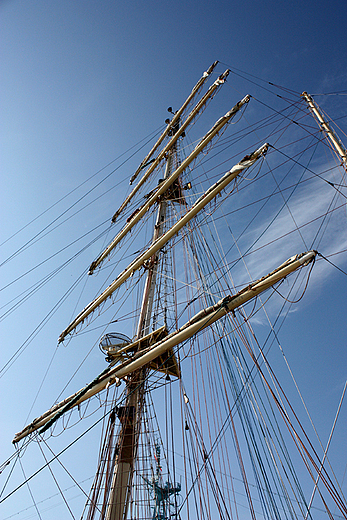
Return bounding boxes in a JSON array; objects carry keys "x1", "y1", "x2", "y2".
[
  {"x1": 272, "y1": 146, "x2": 347, "y2": 200},
  {"x1": 0, "y1": 124, "x2": 164, "y2": 256},
  {"x1": 317, "y1": 252, "x2": 347, "y2": 276},
  {"x1": 0, "y1": 407, "x2": 113, "y2": 504},
  {"x1": 37, "y1": 442, "x2": 76, "y2": 519},
  {"x1": 271, "y1": 255, "x2": 316, "y2": 304},
  {"x1": 39, "y1": 438, "x2": 102, "y2": 516},
  {"x1": 19, "y1": 456, "x2": 43, "y2": 520}
]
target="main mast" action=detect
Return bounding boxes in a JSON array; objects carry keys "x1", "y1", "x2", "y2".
[
  {"x1": 12, "y1": 68, "x2": 340, "y2": 520},
  {"x1": 104, "y1": 121, "x2": 181, "y2": 520}
]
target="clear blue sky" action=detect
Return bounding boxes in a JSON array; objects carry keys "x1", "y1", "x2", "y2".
[{"x1": 1, "y1": 1, "x2": 346, "y2": 518}]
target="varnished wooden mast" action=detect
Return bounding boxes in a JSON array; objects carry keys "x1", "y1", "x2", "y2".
[
  {"x1": 88, "y1": 94, "x2": 249, "y2": 275},
  {"x1": 110, "y1": 67, "x2": 228, "y2": 227},
  {"x1": 104, "y1": 136, "x2": 177, "y2": 520},
  {"x1": 58, "y1": 98, "x2": 252, "y2": 343}
]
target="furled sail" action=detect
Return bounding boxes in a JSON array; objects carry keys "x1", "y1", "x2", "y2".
[
  {"x1": 128, "y1": 60, "x2": 219, "y2": 187},
  {"x1": 109, "y1": 68, "x2": 230, "y2": 228},
  {"x1": 13, "y1": 250, "x2": 316, "y2": 443},
  {"x1": 89, "y1": 94, "x2": 250, "y2": 274},
  {"x1": 60, "y1": 136, "x2": 261, "y2": 343}
]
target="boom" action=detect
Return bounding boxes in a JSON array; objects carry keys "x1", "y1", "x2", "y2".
[
  {"x1": 59, "y1": 138, "x2": 263, "y2": 343},
  {"x1": 89, "y1": 94, "x2": 250, "y2": 274},
  {"x1": 13, "y1": 250, "x2": 316, "y2": 443}
]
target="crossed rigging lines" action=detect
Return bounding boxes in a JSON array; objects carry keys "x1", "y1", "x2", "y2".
[{"x1": 1, "y1": 69, "x2": 347, "y2": 518}]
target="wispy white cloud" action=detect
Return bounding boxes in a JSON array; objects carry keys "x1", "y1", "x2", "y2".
[
  {"x1": 239, "y1": 170, "x2": 346, "y2": 280},
  {"x1": 210, "y1": 162, "x2": 347, "y2": 326}
]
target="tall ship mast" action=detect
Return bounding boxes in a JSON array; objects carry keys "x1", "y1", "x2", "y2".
[{"x1": 2, "y1": 62, "x2": 347, "y2": 520}]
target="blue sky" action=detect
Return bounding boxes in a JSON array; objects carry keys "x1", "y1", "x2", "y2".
[{"x1": 1, "y1": 1, "x2": 347, "y2": 518}]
